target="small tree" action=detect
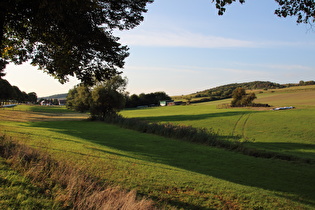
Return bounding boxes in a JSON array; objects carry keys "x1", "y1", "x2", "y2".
[
  {"x1": 67, "y1": 76, "x2": 127, "y2": 120},
  {"x1": 231, "y1": 87, "x2": 256, "y2": 107},
  {"x1": 67, "y1": 85, "x2": 91, "y2": 113},
  {"x1": 90, "y1": 76, "x2": 127, "y2": 120},
  {"x1": 27, "y1": 92, "x2": 37, "y2": 104}
]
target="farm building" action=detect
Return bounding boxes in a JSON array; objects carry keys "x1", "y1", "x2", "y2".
[
  {"x1": 160, "y1": 100, "x2": 174, "y2": 106},
  {"x1": 160, "y1": 100, "x2": 183, "y2": 106}
]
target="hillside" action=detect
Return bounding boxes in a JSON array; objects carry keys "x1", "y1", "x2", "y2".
[
  {"x1": 173, "y1": 80, "x2": 315, "y2": 103},
  {"x1": 40, "y1": 93, "x2": 68, "y2": 100}
]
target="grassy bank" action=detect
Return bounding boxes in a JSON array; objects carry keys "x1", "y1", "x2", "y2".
[
  {"x1": 0, "y1": 134, "x2": 156, "y2": 210},
  {"x1": 0, "y1": 156, "x2": 59, "y2": 209}
]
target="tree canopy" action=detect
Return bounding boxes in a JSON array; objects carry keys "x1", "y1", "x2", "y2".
[
  {"x1": 214, "y1": 0, "x2": 315, "y2": 24},
  {"x1": 125, "y1": 92, "x2": 171, "y2": 108},
  {"x1": 66, "y1": 75, "x2": 127, "y2": 119},
  {"x1": 0, "y1": 0, "x2": 153, "y2": 84},
  {"x1": 231, "y1": 87, "x2": 256, "y2": 107}
]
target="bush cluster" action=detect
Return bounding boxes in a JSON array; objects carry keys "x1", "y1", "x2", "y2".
[{"x1": 100, "y1": 113, "x2": 241, "y2": 149}]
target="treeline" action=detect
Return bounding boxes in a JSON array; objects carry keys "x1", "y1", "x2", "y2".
[
  {"x1": 191, "y1": 80, "x2": 315, "y2": 101},
  {"x1": 125, "y1": 92, "x2": 171, "y2": 108},
  {"x1": 0, "y1": 78, "x2": 37, "y2": 103}
]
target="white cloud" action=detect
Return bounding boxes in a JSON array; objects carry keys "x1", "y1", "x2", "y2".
[
  {"x1": 266, "y1": 64, "x2": 314, "y2": 71},
  {"x1": 235, "y1": 62, "x2": 314, "y2": 71},
  {"x1": 118, "y1": 30, "x2": 255, "y2": 48}
]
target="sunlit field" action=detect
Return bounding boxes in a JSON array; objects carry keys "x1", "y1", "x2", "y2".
[
  {"x1": 0, "y1": 101, "x2": 314, "y2": 209},
  {"x1": 121, "y1": 86, "x2": 315, "y2": 161}
]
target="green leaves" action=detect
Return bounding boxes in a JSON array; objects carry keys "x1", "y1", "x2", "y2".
[
  {"x1": 67, "y1": 75, "x2": 127, "y2": 119},
  {"x1": 1, "y1": 0, "x2": 153, "y2": 84}
]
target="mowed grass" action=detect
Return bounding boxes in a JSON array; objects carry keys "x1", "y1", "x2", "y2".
[
  {"x1": 121, "y1": 86, "x2": 315, "y2": 161},
  {"x1": 0, "y1": 107, "x2": 314, "y2": 209}
]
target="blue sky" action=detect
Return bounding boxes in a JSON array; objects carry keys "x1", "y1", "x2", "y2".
[{"x1": 4, "y1": 0, "x2": 315, "y2": 97}]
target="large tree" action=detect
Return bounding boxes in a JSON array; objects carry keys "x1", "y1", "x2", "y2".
[{"x1": 0, "y1": 0, "x2": 153, "y2": 83}]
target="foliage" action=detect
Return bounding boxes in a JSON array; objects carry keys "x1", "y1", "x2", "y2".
[
  {"x1": 231, "y1": 87, "x2": 257, "y2": 107},
  {"x1": 90, "y1": 76, "x2": 127, "y2": 119},
  {"x1": 214, "y1": 0, "x2": 315, "y2": 24},
  {"x1": 67, "y1": 76, "x2": 127, "y2": 119},
  {"x1": 0, "y1": 0, "x2": 153, "y2": 84},
  {"x1": 0, "y1": 78, "x2": 37, "y2": 103},
  {"x1": 192, "y1": 81, "x2": 280, "y2": 101},
  {"x1": 67, "y1": 85, "x2": 91, "y2": 113},
  {"x1": 188, "y1": 80, "x2": 315, "y2": 103},
  {"x1": 275, "y1": 0, "x2": 315, "y2": 24},
  {"x1": 125, "y1": 91, "x2": 171, "y2": 108}
]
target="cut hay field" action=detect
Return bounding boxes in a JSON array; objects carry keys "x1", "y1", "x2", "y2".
[
  {"x1": 121, "y1": 85, "x2": 315, "y2": 161},
  {"x1": 0, "y1": 103, "x2": 315, "y2": 209}
]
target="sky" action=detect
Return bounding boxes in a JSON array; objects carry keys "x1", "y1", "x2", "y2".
[{"x1": 4, "y1": 0, "x2": 315, "y2": 97}]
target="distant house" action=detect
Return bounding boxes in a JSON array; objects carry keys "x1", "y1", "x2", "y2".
[
  {"x1": 160, "y1": 100, "x2": 174, "y2": 106},
  {"x1": 40, "y1": 100, "x2": 52, "y2": 106}
]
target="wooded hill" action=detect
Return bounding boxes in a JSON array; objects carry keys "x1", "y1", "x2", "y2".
[
  {"x1": 174, "y1": 80, "x2": 315, "y2": 103},
  {"x1": 40, "y1": 93, "x2": 68, "y2": 100}
]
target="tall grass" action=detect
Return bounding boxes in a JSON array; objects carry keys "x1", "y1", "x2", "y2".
[{"x1": 0, "y1": 135, "x2": 156, "y2": 210}]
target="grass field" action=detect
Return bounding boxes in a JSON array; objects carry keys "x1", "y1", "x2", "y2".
[
  {"x1": 0, "y1": 102, "x2": 315, "y2": 209},
  {"x1": 121, "y1": 86, "x2": 315, "y2": 161}
]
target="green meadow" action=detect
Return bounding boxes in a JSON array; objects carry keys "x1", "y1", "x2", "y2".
[
  {"x1": 0, "y1": 86, "x2": 314, "y2": 209},
  {"x1": 121, "y1": 86, "x2": 315, "y2": 161}
]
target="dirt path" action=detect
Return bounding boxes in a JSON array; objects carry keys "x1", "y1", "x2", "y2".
[
  {"x1": 0, "y1": 110, "x2": 88, "y2": 122},
  {"x1": 231, "y1": 113, "x2": 252, "y2": 137}
]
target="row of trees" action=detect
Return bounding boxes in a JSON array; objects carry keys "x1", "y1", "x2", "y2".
[
  {"x1": 125, "y1": 92, "x2": 171, "y2": 108},
  {"x1": 194, "y1": 81, "x2": 284, "y2": 99},
  {"x1": 0, "y1": 78, "x2": 37, "y2": 103},
  {"x1": 67, "y1": 75, "x2": 173, "y2": 118},
  {"x1": 67, "y1": 76, "x2": 127, "y2": 120}
]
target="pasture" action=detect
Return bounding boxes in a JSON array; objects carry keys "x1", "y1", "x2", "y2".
[
  {"x1": 0, "y1": 101, "x2": 314, "y2": 209},
  {"x1": 121, "y1": 86, "x2": 315, "y2": 161}
]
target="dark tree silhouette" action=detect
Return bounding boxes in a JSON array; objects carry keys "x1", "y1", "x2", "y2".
[{"x1": 0, "y1": 0, "x2": 153, "y2": 84}]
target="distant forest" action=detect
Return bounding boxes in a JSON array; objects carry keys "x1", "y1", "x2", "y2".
[
  {"x1": 186, "y1": 80, "x2": 315, "y2": 103},
  {"x1": 0, "y1": 78, "x2": 37, "y2": 103}
]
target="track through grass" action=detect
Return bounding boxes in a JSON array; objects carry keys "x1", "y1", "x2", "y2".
[{"x1": 121, "y1": 88, "x2": 315, "y2": 161}]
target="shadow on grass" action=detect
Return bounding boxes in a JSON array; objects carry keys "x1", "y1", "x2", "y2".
[
  {"x1": 138, "y1": 110, "x2": 258, "y2": 122},
  {"x1": 30, "y1": 120, "x2": 315, "y2": 207},
  {"x1": 244, "y1": 142, "x2": 315, "y2": 161}
]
